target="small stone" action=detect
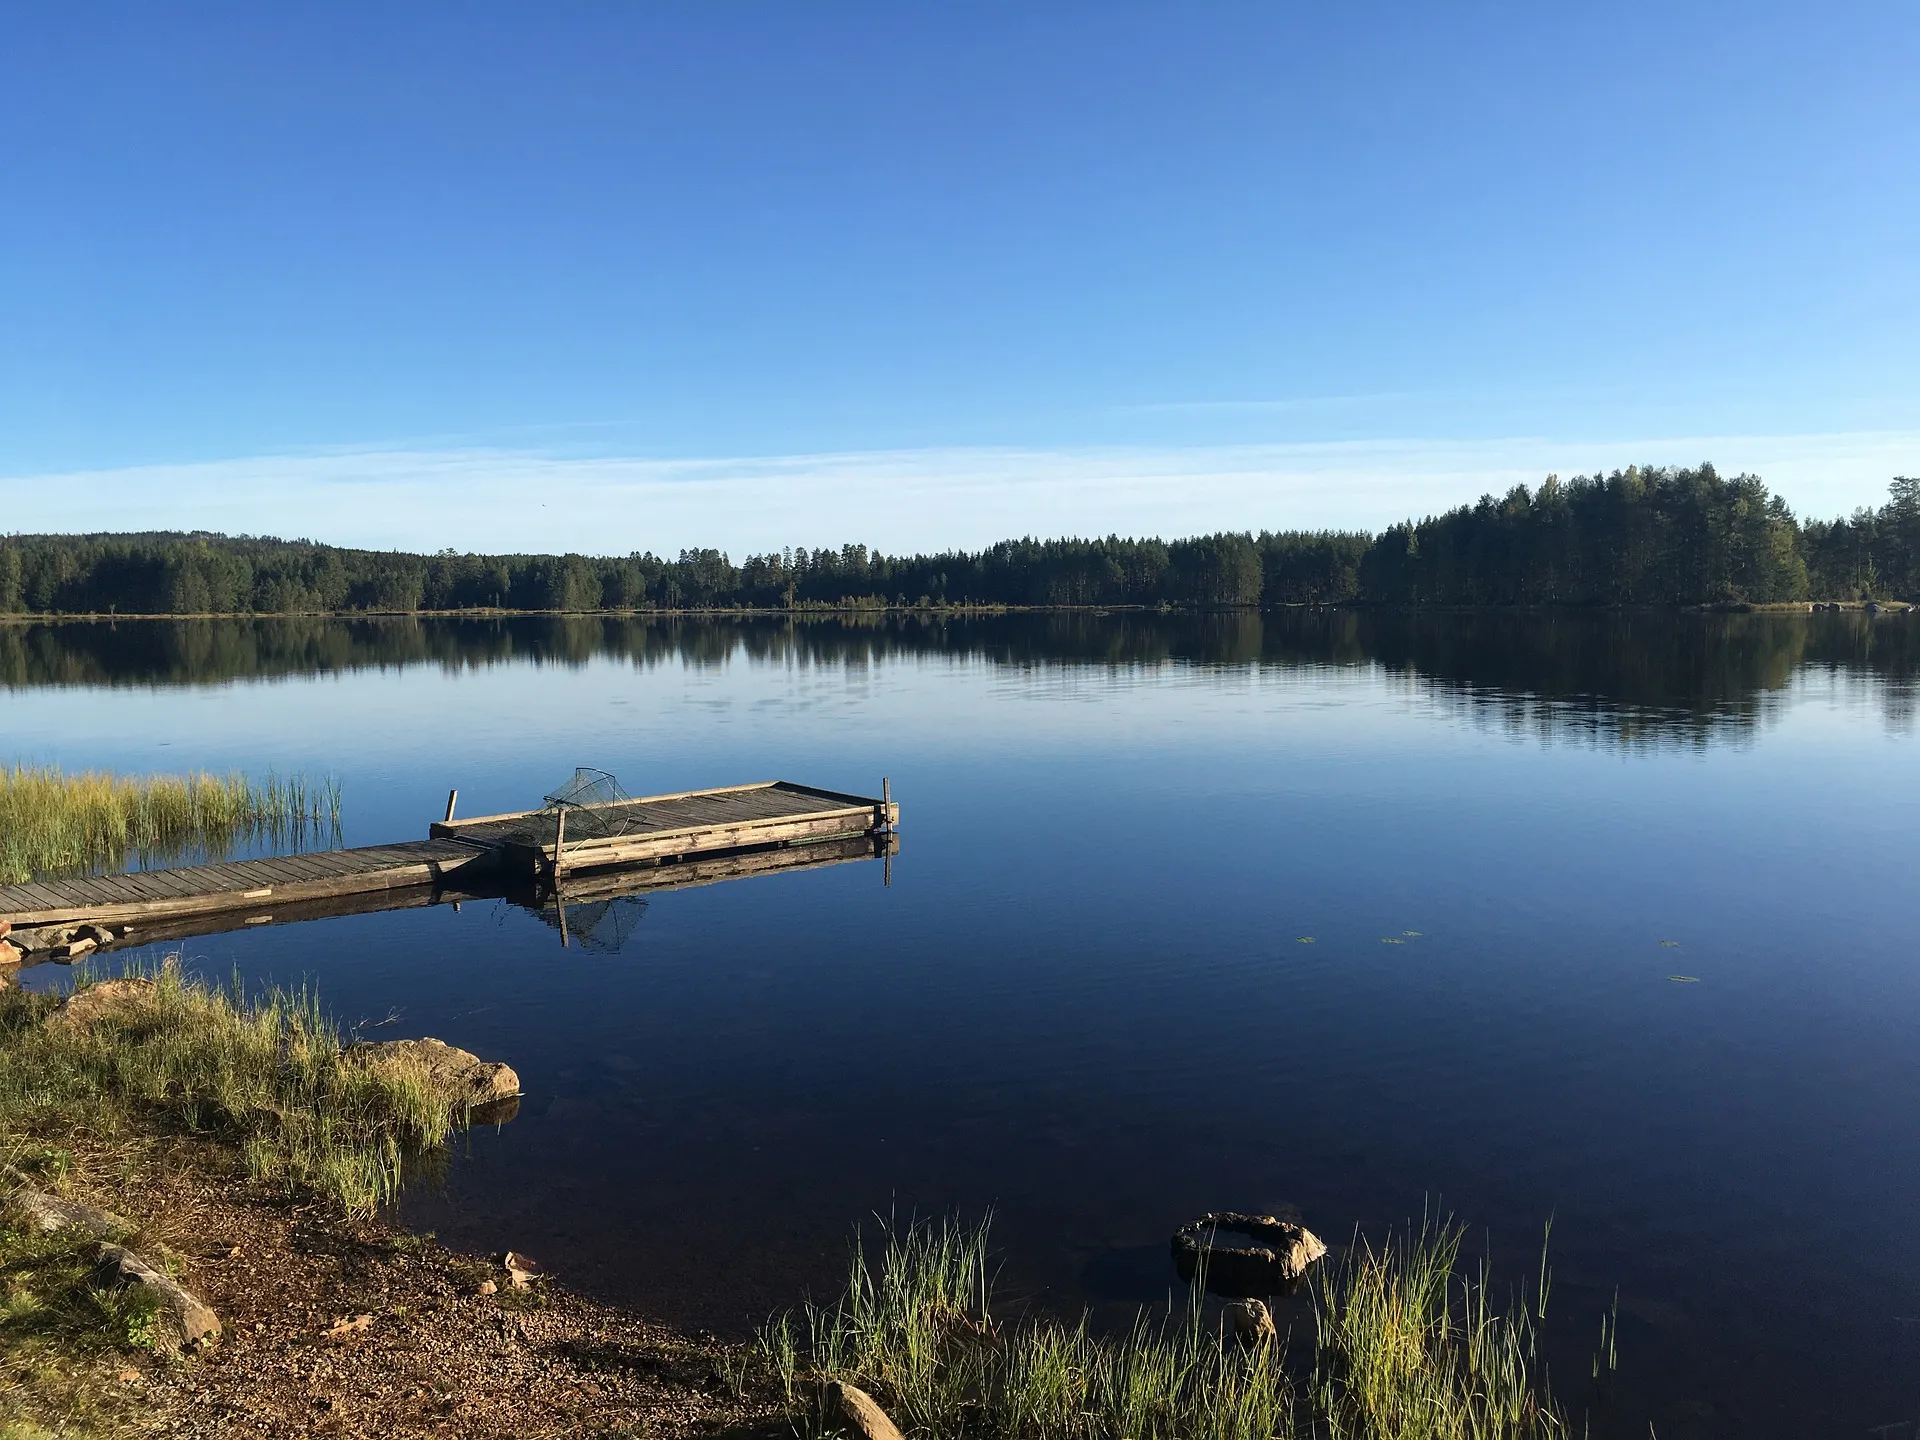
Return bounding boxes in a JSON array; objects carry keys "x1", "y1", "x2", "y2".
[
  {"x1": 502, "y1": 1251, "x2": 538, "y2": 1289},
  {"x1": 324, "y1": 1313, "x2": 375, "y2": 1342},
  {"x1": 476, "y1": 1279, "x2": 498, "y2": 1297},
  {"x1": 1223, "y1": 1297, "x2": 1277, "y2": 1348},
  {"x1": 51, "y1": 936, "x2": 97, "y2": 961},
  {"x1": 0, "y1": 939, "x2": 21, "y2": 966},
  {"x1": 95, "y1": 1243, "x2": 221, "y2": 1353},
  {"x1": 117, "y1": 1367, "x2": 141, "y2": 1384},
  {"x1": 824, "y1": 1381, "x2": 906, "y2": 1440}
]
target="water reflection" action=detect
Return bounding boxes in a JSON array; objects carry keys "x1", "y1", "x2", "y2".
[
  {"x1": 5, "y1": 610, "x2": 1916, "y2": 742},
  {"x1": 4, "y1": 611, "x2": 1916, "y2": 1438}
]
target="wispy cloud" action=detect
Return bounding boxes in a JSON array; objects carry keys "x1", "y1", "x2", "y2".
[{"x1": 6, "y1": 432, "x2": 1913, "y2": 556}]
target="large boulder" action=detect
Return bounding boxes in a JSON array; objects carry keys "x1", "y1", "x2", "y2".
[
  {"x1": 95, "y1": 1243, "x2": 221, "y2": 1353},
  {"x1": 345, "y1": 1037, "x2": 521, "y2": 1109},
  {"x1": 1172, "y1": 1212, "x2": 1328, "y2": 1296},
  {"x1": 6, "y1": 1188, "x2": 132, "y2": 1240}
]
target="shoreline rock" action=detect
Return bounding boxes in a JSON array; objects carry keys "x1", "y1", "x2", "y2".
[
  {"x1": 345, "y1": 1037, "x2": 521, "y2": 1109},
  {"x1": 51, "y1": 977, "x2": 158, "y2": 1026},
  {"x1": 95, "y1": 1242, "x2": 221, "y2": 1354},
  {"x1": 823, "y1": 1381, "x2": 906, "y2": 1440},
  {"x1": 7, "y1": 1188, "x2": 133, "y2": 1241}
]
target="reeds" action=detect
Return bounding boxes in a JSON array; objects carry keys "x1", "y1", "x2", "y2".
[
  {"x1": 1312, "y1": 1220, "x2": 1562, "y2": 1439},
  {"x1": 0, "y1": 961, "x2": 463, "y2": 1217},
  {"x1": 0, "y1": 763, "x2": 342, "y2": 884},
  {"x1": 755, "y1": 1215, "x2": 1566, "y2": 1440}
]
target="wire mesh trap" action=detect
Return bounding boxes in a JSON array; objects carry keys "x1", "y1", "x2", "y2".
[{"x1": 507, "y1": 767, "x2": 642, "y2": 849}]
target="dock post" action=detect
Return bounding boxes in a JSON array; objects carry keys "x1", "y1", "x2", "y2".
[
  {"x1": 881, "y1": 776, "x2": 893, "y2": 832},
  {"x1": 552, "y1": 807, "x2": 568, "y2": 884},
  {"x1": 444, "y1": 789, "x2": 459, "y2": 824}
]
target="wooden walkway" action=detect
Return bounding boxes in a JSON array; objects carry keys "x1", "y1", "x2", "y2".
[
  {"x1": 0, "y1": 779, "x2": 897, "y2": 934},
  {"x1": 0, "y1": 839, "x2": 493, "y2": 929}
]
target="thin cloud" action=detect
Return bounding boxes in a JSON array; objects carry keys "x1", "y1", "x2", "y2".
[{"x1": 3, "y1": 432, "x2": 1912, "y2": 557}]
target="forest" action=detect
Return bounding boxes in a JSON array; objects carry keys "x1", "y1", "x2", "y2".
[{"x1": 2, "y1": 466, "x2": 1914, "y2": 615}]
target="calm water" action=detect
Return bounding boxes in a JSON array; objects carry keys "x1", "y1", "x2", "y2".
[{"x1": 6, "y1": 612, "x2": 1919, "y2": 1438}]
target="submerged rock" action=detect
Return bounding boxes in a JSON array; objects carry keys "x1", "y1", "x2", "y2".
[
  {"x1": 1172, "y1": 1212, "x2": 1328, "y2": 1296},
  {"x1": 6, "y1": 1188, "x2": 132, "y2": 1240},
  {"x1": 345, "y1": 1037, "x2": 521, "y2": 1109},
  {"x1": 95, "y1": 1242, "x2": 221, "y2": 1353},
  {"x1": 823, "y1": 1381, "x2": 906, "y2": 1440},
  {"x1": 1223, "y1": 1296, "x2": 1277, "y2": 1347}
]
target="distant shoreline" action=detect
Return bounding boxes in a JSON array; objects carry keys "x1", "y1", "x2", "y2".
[{"x1": 0, "y1": 599, "x2": 1912, "y2": 623}]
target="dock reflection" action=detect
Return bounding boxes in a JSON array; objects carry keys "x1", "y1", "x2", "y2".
[{"x1": 17, "y1": 832, "x2": 899, "y2": 966}]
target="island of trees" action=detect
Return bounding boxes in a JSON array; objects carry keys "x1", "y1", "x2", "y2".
[{"x1": 2, "y1": 465, "x2": 1914, "y2": 615}]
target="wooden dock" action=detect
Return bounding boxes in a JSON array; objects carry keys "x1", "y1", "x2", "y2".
[
  {"x1": 430, "y1": 779, "x2": 897, "y2": 878},
  {"x1": 0, "y1": 779, "x2": 898, "y2": 935}
]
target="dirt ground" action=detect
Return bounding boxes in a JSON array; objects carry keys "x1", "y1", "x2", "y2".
[{"x1": 3, "y1": 1138, "x2": 787, "y2": 1440}]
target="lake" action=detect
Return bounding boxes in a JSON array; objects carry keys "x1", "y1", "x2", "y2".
[{"x1": 5, "y1": 610, "x2": 1918, "y2": 1438}]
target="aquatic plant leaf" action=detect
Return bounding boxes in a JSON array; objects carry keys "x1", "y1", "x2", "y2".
[
  {"x1": 1660, "y1": 940, "x2": 1681, "y2": 947},
  {"x1": 1296, "y1": 937, "x2": 1316, "y2": 944},
  {"x1": 1668, "y1": 975, "x2": 1700, "y2": 983}
]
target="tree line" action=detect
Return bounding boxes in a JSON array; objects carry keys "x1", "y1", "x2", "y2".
[{"x1": 2, "y1": 465, "x2": 1914, "y2": 615}]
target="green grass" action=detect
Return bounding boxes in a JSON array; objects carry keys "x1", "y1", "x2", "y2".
[
  {"x1": 0, "y1": 763, "x2": 342, "y2": 884},
  {"x1": 754, "y1": 1215, "x2": 1568, "y2": 1440},
  {"x1": 0, "y1": 961, "x2": 467, "y2": 1218},
  {"x1": 0, "y1": 1205, "x2": 152, "y2": 1438}
]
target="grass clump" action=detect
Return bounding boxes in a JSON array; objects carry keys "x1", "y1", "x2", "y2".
[
  {"x1": 1312, "y1": 1221, "x2": 1561, "y2": 1438},
  {"x1": 756, "y1": 1216, "x2": 1566, "y2": 1440},
  {"x1": 0, "y1": 961, "x2": 464, "y2": 1218},
  {"x1": 0, "y1": 1216, "x2": 149, "y2": 1438},
  {"x1": 0, "y1": 763, "x2": 342, "y2": 884}
]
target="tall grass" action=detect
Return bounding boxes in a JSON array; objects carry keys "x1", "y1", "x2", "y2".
[
  {"x1": 0, "y1": 961, "x2": 463, "y2": 1217},
  {"x1": 1312, "y1": 1221, "x2": 1561, "y2": 1439},
  {"x1": 756, "y1": 1216, "x2": 1567, "y2": 1440},
  {"x1": 0, "y1": 763, "x2": 342, "y2": 884}
]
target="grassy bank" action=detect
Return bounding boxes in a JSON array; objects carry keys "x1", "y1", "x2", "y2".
[
  {"x1": 0, "y1": 967, "x2": 1586, "y2": 1438},
  {"x1": 0, "y1": 962, "x2": 464, "y2": 1217},
  {"x1": 755, "y1": 1216, "x2": 1571, "y2": 1440},
  {"x1": 0, "y1": 763, "x2": 341, "y2": 884}
]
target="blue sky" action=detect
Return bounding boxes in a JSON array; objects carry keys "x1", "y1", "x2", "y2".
[{"x1": 3, "y1": 3, "x2": 1916, "y2": 553}]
